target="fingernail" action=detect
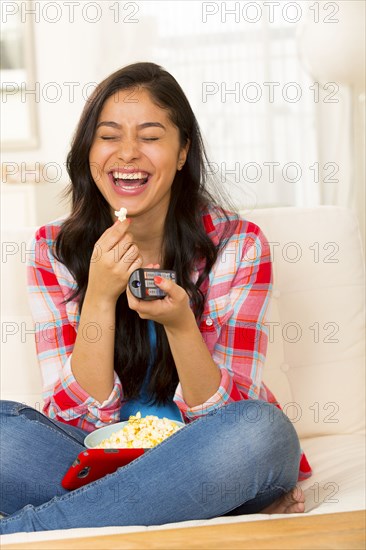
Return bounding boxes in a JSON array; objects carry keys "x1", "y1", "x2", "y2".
[{"x1": 154, "y1": 276, "x2": 163, "y2": 284}]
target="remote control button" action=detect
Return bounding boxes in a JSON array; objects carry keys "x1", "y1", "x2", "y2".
[{"x1": 147, "y1": 288, "x2": 159, "y2": 296}]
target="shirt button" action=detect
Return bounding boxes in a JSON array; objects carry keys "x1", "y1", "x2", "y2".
[
  {"x1": 273, "y1": 289, "x2": 281, "y2": 299},
  {"x1": 281, "y1": 363, "x2": 290, "y2": 372},
  {"x1": 205, "y1": 318, "x2": 213, "y2": 326}
]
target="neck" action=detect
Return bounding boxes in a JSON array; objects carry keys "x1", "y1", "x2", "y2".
[{"x1": 129, "y1": 207, "x2": 167, "y2": 265}]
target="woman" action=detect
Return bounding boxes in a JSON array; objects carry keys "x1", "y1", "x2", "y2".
[{"x1": 0, "y1": 62, "x2": 310, "y2": 534}]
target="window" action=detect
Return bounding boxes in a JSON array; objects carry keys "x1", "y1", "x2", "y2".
[{"x1": 138, "y1": 1, "x2": 318, "y2": 209}]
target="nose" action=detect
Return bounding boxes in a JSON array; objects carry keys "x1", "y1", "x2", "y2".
[{"x1": 117, "y1": 138, "x2": 140, "y2": 163}]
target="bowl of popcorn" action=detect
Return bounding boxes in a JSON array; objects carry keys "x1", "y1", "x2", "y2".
[{"x1": 84, "y1": 412, "x2": 185, "y2": 450}]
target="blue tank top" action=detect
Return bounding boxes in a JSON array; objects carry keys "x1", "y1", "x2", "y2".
[{"x1": 119, "y1": 321, "x2": 184, "y2": 422}]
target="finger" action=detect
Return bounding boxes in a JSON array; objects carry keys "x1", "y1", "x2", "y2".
[
  {"x1": 126, "y1": 285, "x2": 140, "y2": 309},
  {"x1": 118, "y1": 242, "x2": 139, "y2": 264},
  {"x1": 142, "y1": 263, "x2": 160, "y2": 269},
  {"x1": 153, "y1": 275, "x2": 175, "y2": 297},
  {"x1": 126, "y1": 255, "x2": 143, "y2": 275},
  {"x1": 126, "y1": 286, "x2": 152, "y2": 318},
  {"x1": 96, "y1": 219, "x2": 132, "y2": 253}
]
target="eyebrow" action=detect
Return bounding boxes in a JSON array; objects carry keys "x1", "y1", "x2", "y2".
[{"x1": 96, "y1": 121, "x2": 166, "y2": 131}]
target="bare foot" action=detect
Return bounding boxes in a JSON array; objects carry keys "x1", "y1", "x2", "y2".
[{"x1": 261, "y1": 486, "x2": 305, "y2": 514}]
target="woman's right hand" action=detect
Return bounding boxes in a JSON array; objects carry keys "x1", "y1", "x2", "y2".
[{"x1": 86, "y1": 219, "x2": 142, "y2": 303}]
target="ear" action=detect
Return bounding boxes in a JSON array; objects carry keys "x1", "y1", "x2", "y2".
[{"x1": 177, "y1": 139, "x2": 190, "y2": 171}]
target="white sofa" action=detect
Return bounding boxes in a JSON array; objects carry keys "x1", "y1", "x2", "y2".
[{"x1": 1, "y1": 206, "x2": 365, "y2": 545}]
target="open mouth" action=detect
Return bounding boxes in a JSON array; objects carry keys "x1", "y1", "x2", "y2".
[{"x1": 111, "y1": 171, "x2": 150, "y2": 189}]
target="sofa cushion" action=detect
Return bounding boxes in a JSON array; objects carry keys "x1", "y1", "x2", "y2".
[{"x1": 243, "y1": 206, "x2": 365, "y2": 438}]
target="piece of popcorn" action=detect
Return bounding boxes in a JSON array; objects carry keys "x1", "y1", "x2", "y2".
[
  {"x1": 114, "y1": 207, "x2": 128, "y2": 222},
  {"x1": 94, "y1": 412, "x2": 182, "y2": 449}
]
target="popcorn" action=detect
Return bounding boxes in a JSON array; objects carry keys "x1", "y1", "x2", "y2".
[
  {"x1": 94, "y1": 412, "x2": 183, "y2": 449},
  {"x1": 114, "y1": 207, "x2": 128, "y2": 222}
]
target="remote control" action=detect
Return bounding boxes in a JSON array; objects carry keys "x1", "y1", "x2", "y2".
[{"x1": 128, "y1": 268, "x2": 177, "y2": 300}]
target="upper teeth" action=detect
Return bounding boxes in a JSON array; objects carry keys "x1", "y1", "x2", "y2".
[{"x1": 113, "y1": 171, "x2": 148, "y2": 180}]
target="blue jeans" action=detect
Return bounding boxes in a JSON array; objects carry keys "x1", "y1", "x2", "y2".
[{"x1": 0, "y1": 399, "x2": 301, "y2": 534}]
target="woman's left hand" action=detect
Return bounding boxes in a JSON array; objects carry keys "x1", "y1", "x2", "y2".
[{"x1": 126, "y1": 264, "x2": 194, "y2": 331}]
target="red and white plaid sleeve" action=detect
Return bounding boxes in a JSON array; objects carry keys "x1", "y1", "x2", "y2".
[
  {"x1": 26, "y1": 223, "x2": 122, "y2": 432},
  {"x1": 175, "y1": 217, "x2": 273, "y2": 419}
]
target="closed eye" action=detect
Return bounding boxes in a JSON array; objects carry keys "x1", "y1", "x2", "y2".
[{"x1": 142, "y1": 137, "x2": 159, "y2": 141}]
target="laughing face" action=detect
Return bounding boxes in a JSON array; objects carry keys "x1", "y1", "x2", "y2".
[{"x1": 89, "y1": 87, "x2": 189, "y2": 221}]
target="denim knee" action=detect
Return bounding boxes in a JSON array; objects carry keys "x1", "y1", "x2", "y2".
[
  {"x1": 0, "y1": 400, "x2": 23, "y2": 413},
  {"x1": 0, "y1": 400, "x2": 45, "y2": 424},
  {"x1": 215, "y1": 400, "x2": 301, "y2": 485},
  {"x1": 0, "y1": 400, "x2": 28, "y2": 421}
]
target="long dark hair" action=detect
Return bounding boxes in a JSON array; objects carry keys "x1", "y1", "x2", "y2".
[{"x1": 55, "y1": 62, "x2": 237, "y2": 403}]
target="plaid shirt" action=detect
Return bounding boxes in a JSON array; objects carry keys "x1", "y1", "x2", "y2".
[{"x1": 27, "y1": 206, "x2": 311, "y2": 480}]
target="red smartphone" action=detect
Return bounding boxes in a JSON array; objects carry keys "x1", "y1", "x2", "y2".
[{"x1": 61, "y1": 448, "x2": 145, "y2": 490}]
